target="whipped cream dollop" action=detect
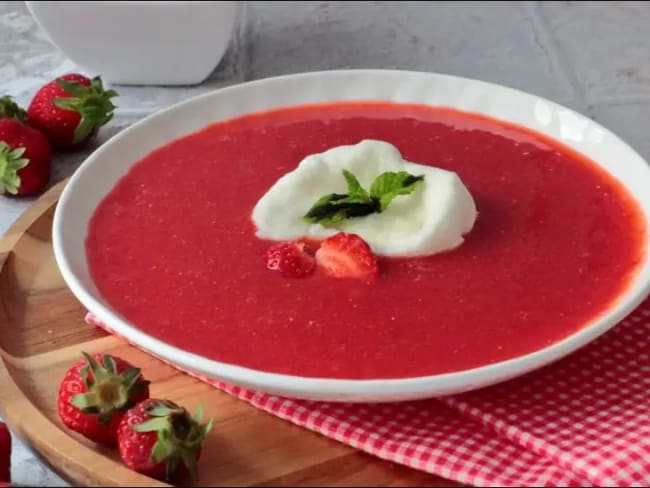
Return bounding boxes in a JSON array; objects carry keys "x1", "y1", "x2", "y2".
[{"x1": 252, "y1": 140, "x2": 477, "y2": 257}]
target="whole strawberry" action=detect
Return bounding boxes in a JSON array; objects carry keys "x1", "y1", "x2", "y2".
[
  {"x1": 58, "y1": 352, "x2": 150, "y2": 446},
  {"x1": 118, "y1": 399, "x2": 212, "y2": 481},
  {"x1": 0, "y1": 118, "x2": 52, "y2": 196},
  {"x1": 27, "y1": 73, "x2": 117, "y2": 150},
  {"x1": 0, "y1": 422, "x2": 10, "y2": 482}
]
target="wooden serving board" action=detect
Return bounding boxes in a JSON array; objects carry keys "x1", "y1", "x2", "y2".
[{"x1": 0, "y1": 180, "x2": 453, "y2": 487}]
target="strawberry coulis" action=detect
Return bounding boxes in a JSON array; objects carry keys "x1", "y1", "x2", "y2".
[{"x1": 86, "y1": 102, "x2": 646, "y2": 379}]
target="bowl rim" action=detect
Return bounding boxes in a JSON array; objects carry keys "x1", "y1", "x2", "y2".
[{"x1": 52, "y1": 68, "x2": 650, "y2": 401}]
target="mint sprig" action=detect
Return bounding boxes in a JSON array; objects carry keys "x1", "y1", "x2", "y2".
[{"x1": 303, "y1": 169, "x2": 424, "y2": 226}]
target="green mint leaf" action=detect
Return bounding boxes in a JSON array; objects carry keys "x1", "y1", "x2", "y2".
[
  {"x1": 304, "y1": 196, "x2": 377, "y2": 227},
  {"x1": 303, "y1": 169, "x2": 424, "y2": 225},
  {"x1": 370, "y1": 171, "x2": 425, "y2": 212},
  {"x1": 303, "y1": 193, "x2": 347, "y2": 221},
  {"x1": 342, "y1": 169, "x2": 370, "y2": 200}
]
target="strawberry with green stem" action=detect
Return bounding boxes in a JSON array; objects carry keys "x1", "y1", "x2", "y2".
[
  {"x1": 57, "y1": 352, "x2": 150, "y2": 446},
  {"x1": 118, "y1": 399, "x2": 212, "y2": 481},
  {"x1": 27, "y1": 73, "x2": 118, "y2": 150},
  {"x1": 0, "y1": 117, "x2": 51, "y2": 196}
]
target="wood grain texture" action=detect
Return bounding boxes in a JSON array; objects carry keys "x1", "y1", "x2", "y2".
[{"x1": 0, "y1": 181, "x2": 457, "y2": 487}]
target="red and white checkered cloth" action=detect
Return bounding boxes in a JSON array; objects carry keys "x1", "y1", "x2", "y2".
[{"x1": 86, "y1": 297, "x2": 650, "y2": 487}]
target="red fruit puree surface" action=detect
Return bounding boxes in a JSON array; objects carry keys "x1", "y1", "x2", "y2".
[{"x1": 86, "y1": 102, "x2": 646, "y2": 379}]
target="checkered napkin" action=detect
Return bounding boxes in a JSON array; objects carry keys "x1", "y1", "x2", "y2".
[{"x1": 86, "y1": 297, "x2": 650, "y2": 487}]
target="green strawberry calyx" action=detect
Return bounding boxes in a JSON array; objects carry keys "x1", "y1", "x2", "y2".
[
  {"x1": 0, "y1": 142, "x2": 29, "y2": 195},
  {"x1": 0, "y1": 96, "x2": 27, "y2": 122},
  {"x1": 69, "y1": 352, "x2": 150, "y2": 425},
  {"x1": 134, "y1": 400, "x2": 213, "y2": 481},
  {"x1": 53, "y1": 76, "x2": 118, "y2": 144}
]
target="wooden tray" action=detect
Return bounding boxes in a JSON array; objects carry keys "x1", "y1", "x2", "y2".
[{"x1": 0, "y1": 181, "x2": 452, "y2": 487}]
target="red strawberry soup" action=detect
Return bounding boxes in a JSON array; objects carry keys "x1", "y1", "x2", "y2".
[{"x1": 86, "y1": 102, "x2": 647, "y2": 379}]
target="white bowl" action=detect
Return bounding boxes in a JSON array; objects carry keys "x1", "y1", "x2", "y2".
[
  {"x1": 25, "y1": 1, "x2": 241, "y2": 86},
  {"x1": 52, "y1": 70, "x2": 650, "y2": 402}
]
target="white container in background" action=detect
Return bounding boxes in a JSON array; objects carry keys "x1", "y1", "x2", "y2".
[{"x1": 25, "y1": 1, "x2": 242, "y2": 86}]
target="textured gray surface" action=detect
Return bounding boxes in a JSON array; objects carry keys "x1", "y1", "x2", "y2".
[{"x1": 1, "y1": 1, "x2": 649, "y2": 485}]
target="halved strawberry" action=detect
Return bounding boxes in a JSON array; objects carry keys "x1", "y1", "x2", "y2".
[
  {"x1": 265, "y1": 241, "x2": 316, "y2": 278},
  {"x1": 315, "y1": 232, "x2": 379, "y2": 280}
]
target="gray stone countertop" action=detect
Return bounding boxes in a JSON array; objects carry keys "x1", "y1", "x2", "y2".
[{"x1": 1, "y1": 1, "x2": 649, "y2": 485}]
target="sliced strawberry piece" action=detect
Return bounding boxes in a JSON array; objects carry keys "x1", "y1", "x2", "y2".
[
  {"x1": 315, "y1": 232, "x2": 379, "y2": 280},
  {"x1": 265, "y1": 241, "x2": 315, "y2": 278}
]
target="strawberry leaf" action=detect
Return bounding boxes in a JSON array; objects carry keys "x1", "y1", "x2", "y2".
[
  {"x1": 166, "y1": 456, "x2": 180, "y2": 482},
  {"x1": 198, "y1": 418, "x2": 213, "y2": 441},
  {"x1": 53, "y1": 75, "x2": 118, "y2": 144},
  {"x1": 134, "y1": 417, "x2": 169, "y2": 433},
  {"x1": 146, "y1": 401, "x2": 178, "y2": 417},
  {"x1": 0, "y1": 96, "x2": 27, "y2": 122},
  {"x1": 80, "y1": 365, "x2": 90, "y2": 388},
  {"x1": 56, "y1": 79, "x2": 88, "y2": 97},
  {"x1": 8, "y1": 147, "x2": 26, "y2": 160},
  {"x1": 0, "y1": 141, "x2": 29, "y2": 195},
  {"x1": 181, "y1": 450, "x2": 198, "y2": 480},
  {"x1": 103, "y1": 355, "x2": 117, "y2": 375},
  {"x1": 193, "y1": 403, "x2": 204, "y2": 423},
  {"x1": 52, "y1": 98, "x2": 79, "y2": 111},
  {"x1": 70, "y1": 394, "x2": 94, "y2": 409},
  {"x1": 135, "y1": 400, "x2": 213, "y2": 481},
  {"x1": 82, "y1": 351, "x2": 105, "y2": 381},
  {"x1": 68, "y1": 352, "x2": 148, "y2": 421},
  {"x1": 151, "y1": 438, "x2": 174, "y2": 463}
]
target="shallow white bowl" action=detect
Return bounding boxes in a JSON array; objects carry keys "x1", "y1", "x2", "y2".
[
  {"x1": 26, "y1": 1, "x2": 241, "y2": 86},
  {"x1": 53, "y1": 70, "x2": 650, "y2": 402}
]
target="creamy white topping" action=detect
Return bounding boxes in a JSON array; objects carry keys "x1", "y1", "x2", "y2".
[{"x1": 252, "y1": 140, "x2": 477, "y2": 257}]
